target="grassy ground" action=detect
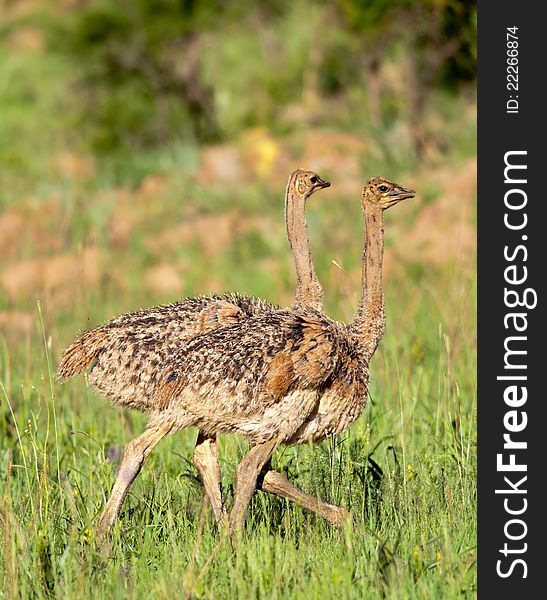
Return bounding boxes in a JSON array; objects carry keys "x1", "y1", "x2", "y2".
[{"x1": 1, "y1": 6, "x2": 476, "y2": 599}]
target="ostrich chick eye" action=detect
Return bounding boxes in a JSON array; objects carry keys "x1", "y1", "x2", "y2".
[
  {"x1": 310, "y1": 176, "x2": 317, "y2": 184},
  {"x1": 379, "y1": 185, "x2": 388, "y2": 193}
]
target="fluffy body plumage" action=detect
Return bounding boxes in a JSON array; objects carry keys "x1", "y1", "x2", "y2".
[
  {"x1": 150, "y1": 308, "x2": 369, "y2": 445},
  {"x1": 58, "y1": 293, "x2": 276, "y2": 408}
]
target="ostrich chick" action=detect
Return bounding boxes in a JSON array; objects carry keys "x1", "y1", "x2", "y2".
[{"x1": 58, "y1": 170, "x2": 330, "y2": 531}]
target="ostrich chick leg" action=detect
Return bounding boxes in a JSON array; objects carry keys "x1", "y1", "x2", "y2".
[
  {"x1": 229, "y1": 439, "x2": 278, "y2": 532},
  {"x1": 98, "y1": 424, "x2": 171, "y2": 537},
  {"x1": 259, "y1": 470, "x2": 349, "y2": 529},
  {"x1": 193, "y1": 433, "x2": 225, "y2": 524}
]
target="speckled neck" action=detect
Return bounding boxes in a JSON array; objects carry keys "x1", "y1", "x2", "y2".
[
  {"x1": 351, "y1": 202, "x2": 386, "y2": 359},
  {"x1": 285, "y1": 174, "x2": 323, "y2": 311}
]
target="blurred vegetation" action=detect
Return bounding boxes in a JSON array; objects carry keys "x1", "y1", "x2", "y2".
[
  {"x1": 1, "y1": 0, "x2": 475, "y2": 190},
  {"x1": 54, "y1": 0, "x2": 475, "y2": 148}
]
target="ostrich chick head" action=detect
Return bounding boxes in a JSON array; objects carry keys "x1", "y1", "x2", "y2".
[
  {"x1": 363, "y1": 177, "x2": 415, "y2": 210},
  {"x1": 292, "y1": 169, "x2": 331, "y2": 199}
]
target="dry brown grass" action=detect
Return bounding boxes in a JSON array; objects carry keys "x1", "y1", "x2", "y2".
[{"x1": 0, "y1": 248, "x2": 103, "y2": 307}]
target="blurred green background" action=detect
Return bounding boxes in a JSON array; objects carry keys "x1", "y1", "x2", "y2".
[{"x1": 1, "y1": 1, "x2": 476, "y2": 598}]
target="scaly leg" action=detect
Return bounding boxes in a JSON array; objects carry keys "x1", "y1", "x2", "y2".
[
  {"x1": 259, "y1": 469, "x2": 350, "y2": 530},
  {"x1": 229, "y1": 439, "x2": 278, "y2": 533},
  {"x1": 98, "y1": 424, "x2": 171, "y2": 537},
  {"x1": 193, "y1": 433, "x2": 225, "y2": 524}
]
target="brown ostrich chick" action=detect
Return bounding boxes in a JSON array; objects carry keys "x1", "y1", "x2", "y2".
[{"x1": 57, "y1": 169, "x2": 330, "y2": 531}]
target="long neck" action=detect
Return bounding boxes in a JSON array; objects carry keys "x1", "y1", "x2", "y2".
[
  {"x1": 285, "y1": 180, "x2": 323, "y2": 311},
  {"x1": 351, "y1": 203, "x2": 386, "y2": 359}
]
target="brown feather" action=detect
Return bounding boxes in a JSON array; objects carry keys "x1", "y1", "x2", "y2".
[{"x1": 265, "y1": 352, "x2": 295, "y2": 400}]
